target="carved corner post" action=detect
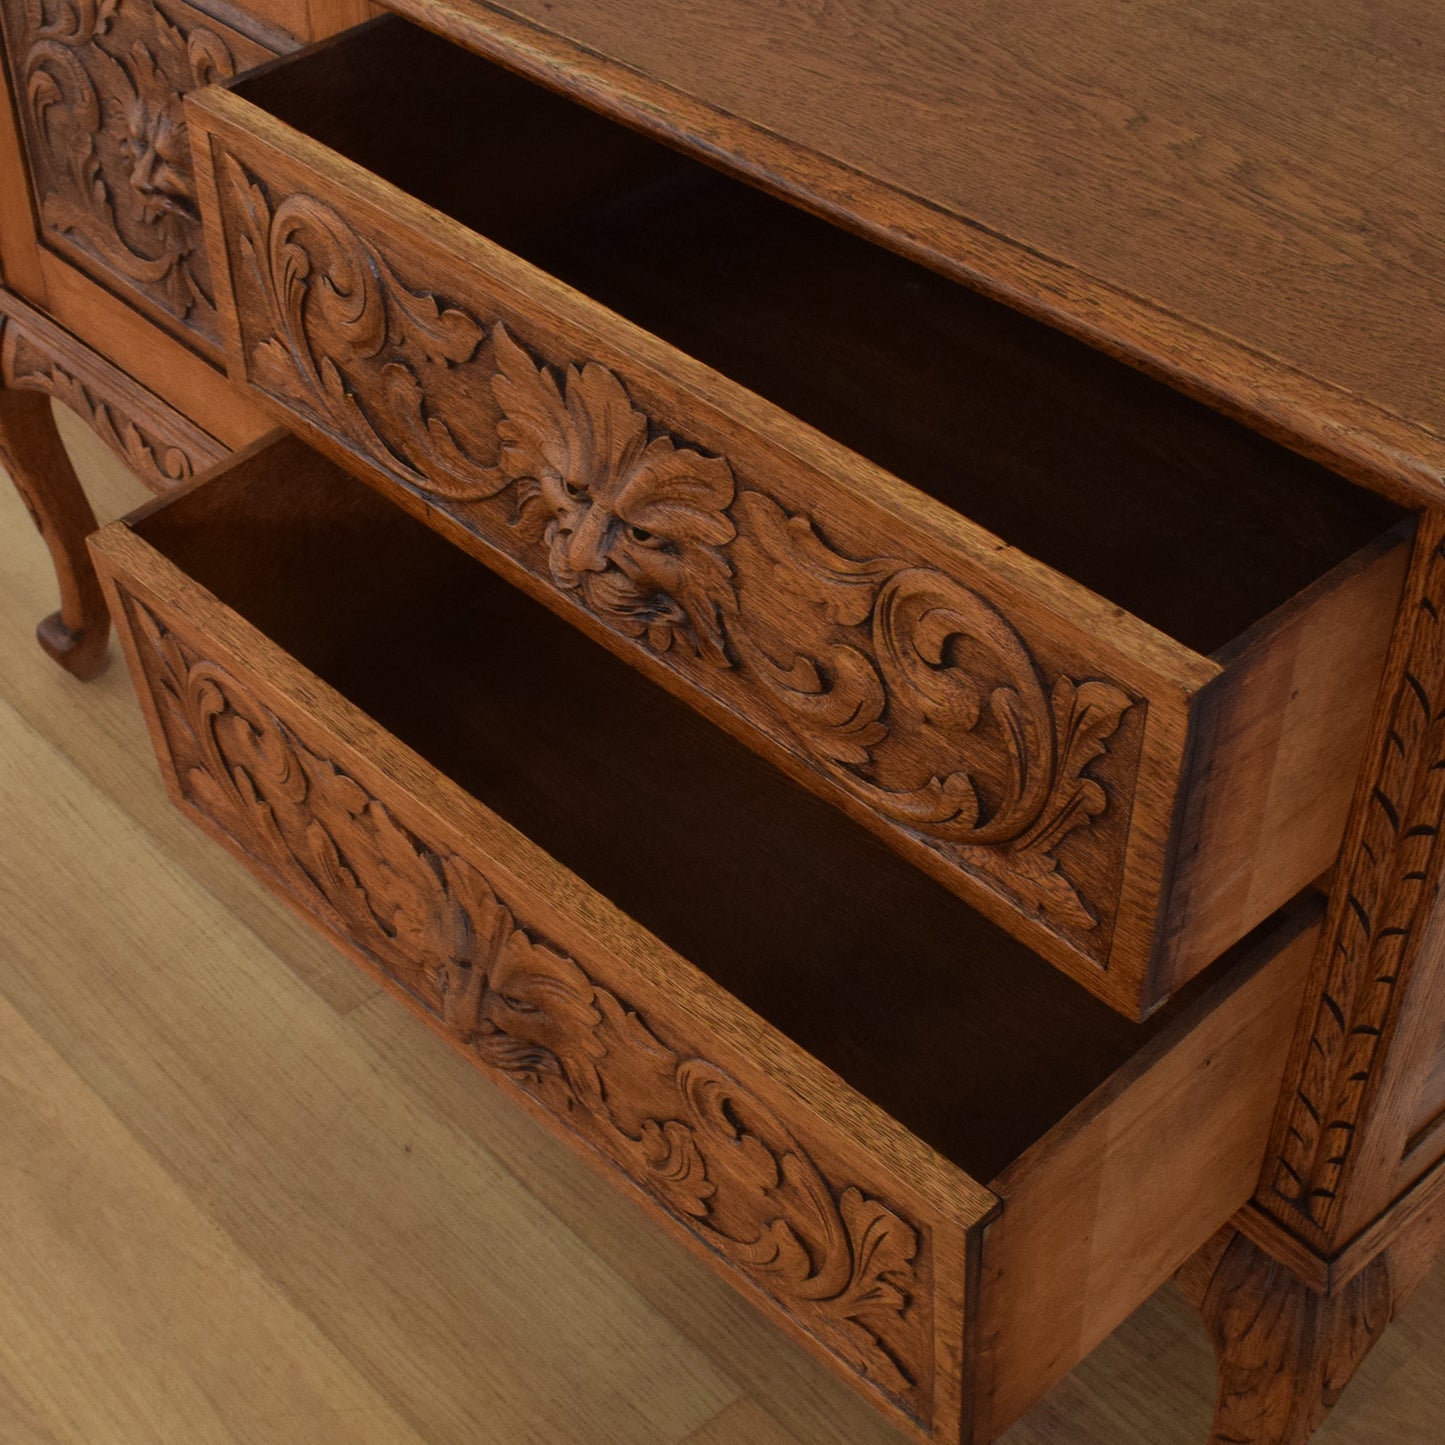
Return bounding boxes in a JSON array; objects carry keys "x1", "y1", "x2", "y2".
[
  {"x1": 0, "y1": 290, "x2": 225, "y2": 679},
  {"x1": 0, "y1": 307, "x2": 108, "y2": 679},
  {"x1": 1180, "y1": 507, "x2": 1445, "y2": 1444}
]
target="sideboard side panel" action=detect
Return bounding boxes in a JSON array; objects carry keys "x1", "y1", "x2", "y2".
[{"x1": 0, "y1": 6, "x2": 45, "y2": 297}]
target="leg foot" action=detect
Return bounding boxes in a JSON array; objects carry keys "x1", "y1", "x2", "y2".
[
  {"x1": 0, "y1": 386, "x2": 108, "y2": 680},
  {"x1": 1179, "y1": 1227, "x2": 1391, "y2": 1445}
]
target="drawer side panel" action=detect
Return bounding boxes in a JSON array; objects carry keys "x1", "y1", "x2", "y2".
[{"x1": 971, "y1": 902, "x2": 1318, "y2": 1439}]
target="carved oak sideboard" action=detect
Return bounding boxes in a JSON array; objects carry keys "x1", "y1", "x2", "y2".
[{"x1": 3, "y1": 3, "x2": 1443, "y2": 1443}]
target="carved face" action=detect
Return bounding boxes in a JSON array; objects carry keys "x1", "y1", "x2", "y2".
[
  {"x1": 121, "y1": 94, "x2": 195, "y2": 223},
  {"x1": 492, "y1": 329, "x2": 739, "y2": 665},
  {"x1": 535, "y1": 443, "x2": 735, "y2": 655},
  {"x1": 469, "y1": 932, "x2": 603, "y2": 1086}
]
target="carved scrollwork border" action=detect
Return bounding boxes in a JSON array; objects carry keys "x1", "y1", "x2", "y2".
[
  {"x1": 0, "y1": 292, "x2": 225, "y2": 489},
  {"x1": 121, "y1": 589, "x2": 937, "y2": 1423},
  {"x1": 217, "y1": 153, "x2": 1145, "y2": 963}
]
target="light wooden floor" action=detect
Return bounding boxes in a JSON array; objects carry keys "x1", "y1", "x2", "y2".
[{"x1": 1, "y1": 407, "x2": 1441, "y2": 1445}]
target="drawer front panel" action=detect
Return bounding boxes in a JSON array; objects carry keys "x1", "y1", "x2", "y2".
[
  {"x1": 193, "y1": 110, "x2": 1190, "y2": 1012},
  {"x1": 96, "y1": 545, "x2": 978, "y2": 1440},
  {"x1": 0, "y1": 0, "x2": 280, "y2": 352}
]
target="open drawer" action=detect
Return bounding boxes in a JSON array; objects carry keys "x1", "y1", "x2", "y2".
[
  {"x1": 185, "y1": 18, "x2": 1403, "y2": 1017},
  {"x1": 92, "y1": 434, "x2": 1314, "y2": 1443}
]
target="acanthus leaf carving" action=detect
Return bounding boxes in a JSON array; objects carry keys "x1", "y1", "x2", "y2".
[
  {"x1": 486, "y1": 322, "x2": 738, "y2": 666},
  {"x1": 728, "y1": 496, "x2": 1134, "y2": 933},
  {"x1": 8, "y1": 0, "x2": 274, "y2": 343},
  {"x1": 224, "y1": 158, "x2": 499, "y2": 502},
  {"x1": 1268, "y1": 527, "x2": 1445, "y2": 1236},
  {"x1": 127, "y1": 595, "x2": 932, "y2": 1419},
  {"x1": 221, "y1": 156, "x2": 1141, "y2": 955}
]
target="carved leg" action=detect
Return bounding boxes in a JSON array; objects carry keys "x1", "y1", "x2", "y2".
[
  {"x1": 1179, "y1": 1228, "x2": 1389, "y2": 1445},
  {"x1": 1179, "y1": 1197, "x2": 1445, "y2": 1445},
  {"x1": 0, "y1": 383, "x2": 108, "y2": 680}
]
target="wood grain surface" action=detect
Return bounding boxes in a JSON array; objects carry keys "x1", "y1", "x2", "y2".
[
  {"x1": 386, "y1": 0, "x2": 1445, "y2": 505},
  {"x1": 2, "y1": 403, "x2": 1444, "y2": 1443}
]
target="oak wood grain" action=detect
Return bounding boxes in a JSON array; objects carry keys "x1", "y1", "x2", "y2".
[
  {"x1": 37, "y1": 253, "x2": 272, "y2": 447},
  {"x1": 386, "y1": 0, "x2": 1445, "y2": 505},
  {"x1": 0, "y1": 291, "x2": 225, "y2": 490},
  {"x1": 91, "y1": 431, "x2": 1327, "y2": 1441},
  {"x1": 0, "y1": 339, "x2": 106, "y2": 679},
  {"x1": 0, "y1": 692, "x2": 740, "y2": 1445},
  {"x1": 1180, "y1": 1193, "x2": 1445, "y2": 1445},
  {"x1": 0, "y1": 287, "x2": 228, "y2": 679},
  {"x1": 1262, "y1": 513, "x2": 1445, "y2": 1250},
  {"x1": 0, "y1": 0, "x2": 281, "y2": 353},
  {"x1": 94, "y1": 437, "x2": 999, "y2": 1441},
  {"x1": 976, "y1": 909, "x2": 1315, "y2": 1439},
  {"x1": 0, "y1": 0, "x2": 43, "y2": 301},
  {"x1": 2, "y1": 401, "x2": 378, "y2": 1016},
  {"x1": 0, "y1": 8, "x2": 1440, "y2": 1439}
]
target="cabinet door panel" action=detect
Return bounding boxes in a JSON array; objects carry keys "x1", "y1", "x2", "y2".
[{"x1": 0, "y1": 0, "x2": 281, "y2": 354}]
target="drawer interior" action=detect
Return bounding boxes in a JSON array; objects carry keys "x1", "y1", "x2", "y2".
[
  {"x1": 231, "y1": 17, "x2": 1403, "y2": 656},
  {"x1": 139, "y1": 448, "x2": 1250, "y2": 1185}
]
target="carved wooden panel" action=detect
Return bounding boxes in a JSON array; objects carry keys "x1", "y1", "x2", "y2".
[
  {"x1": 1265, "y1": 517, "x2": 1445, "y2": 1245},
  {"x1": 214, "y1": 154, "x2": 1147, "y2": 971},
  {"x1": 117, "y1": 589, "x2": 938, "y2": 1427},
  {"x1": 0, "y1": 0, "x2": 278, "y2": 349}
]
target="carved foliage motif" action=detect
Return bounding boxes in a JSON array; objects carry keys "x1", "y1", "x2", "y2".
[
  {"x1": 1269, "y1": 526, "x2": 1445, "y2": 1236},
  {"x1": 4, "y1": 0, "x2": 274, "y2": 342},
  {"x1": 1196, "y1": 1229, "x2": 1394, "y2": 1442},
  {"x1": 126, "y1": 596, "x2": 933, "y2": 1419},
  {"x1": 1, "y1": 318, "x2": 217, "y2": 486},
  {"x1": 221, "y1": 156, "x2": 1139, "y2": 951}
]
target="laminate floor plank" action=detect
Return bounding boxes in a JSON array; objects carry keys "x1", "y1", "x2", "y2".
[
  {"x1": 0, "y1": 687, "x2": 736, "y2": 1445},
  {"x1": 0, "y1": 991, "x2": 426, "y2": 1445},
  {"x1": 678, "y1": 1398, "x2": 803, "y2": 1445},
  {"x1": 0, "y1": 408, "x2": 377, "y2": 1017},
  {"x1": 0, "y1": 410, "x2": 1440, "y2": 1443}
]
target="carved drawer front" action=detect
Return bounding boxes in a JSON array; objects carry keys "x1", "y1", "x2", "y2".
[
  {"x1": 92, "y1": 433, "x2": 1317, "y2": 1444},
  {"x1": 186, "y1": 17, "x2": 1404, "y2": 1019},
  {"x1": 0, "y1": 0, "x2": 283, "y2": 353}
]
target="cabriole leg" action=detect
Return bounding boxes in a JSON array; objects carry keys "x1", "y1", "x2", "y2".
[{"x1": 0, "y1": 384, "x2": 108, "y2": 680}]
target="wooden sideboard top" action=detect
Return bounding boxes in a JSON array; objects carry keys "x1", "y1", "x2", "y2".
[{"x1": 388, "y1": 0, "x2": 1443, "y2": 506}]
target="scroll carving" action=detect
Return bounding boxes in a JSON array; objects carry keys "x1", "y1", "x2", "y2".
[
  {"x1": 1268, "y1": 527, "x2": 1445, "y2": 1236},
  {"x1": 725, "y1": 494, "x2": 1134, "y2": 933},
  {"x1": 125, "y1": 595, "x2": 933, "y2": 1420},
  {"x1": 3, "y1": 0, "x2": 275, "y2": 344},
  {"x1": 2, "y1": 319, "x2": 218, "y2": 487},
  {"x1": 221, "y1": 157, "x2": 1140, "y2": 953}
]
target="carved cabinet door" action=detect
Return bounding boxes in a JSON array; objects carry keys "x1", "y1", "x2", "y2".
[{"x1": 0, "y1": 0, "x2": 283, "y2": 354}]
